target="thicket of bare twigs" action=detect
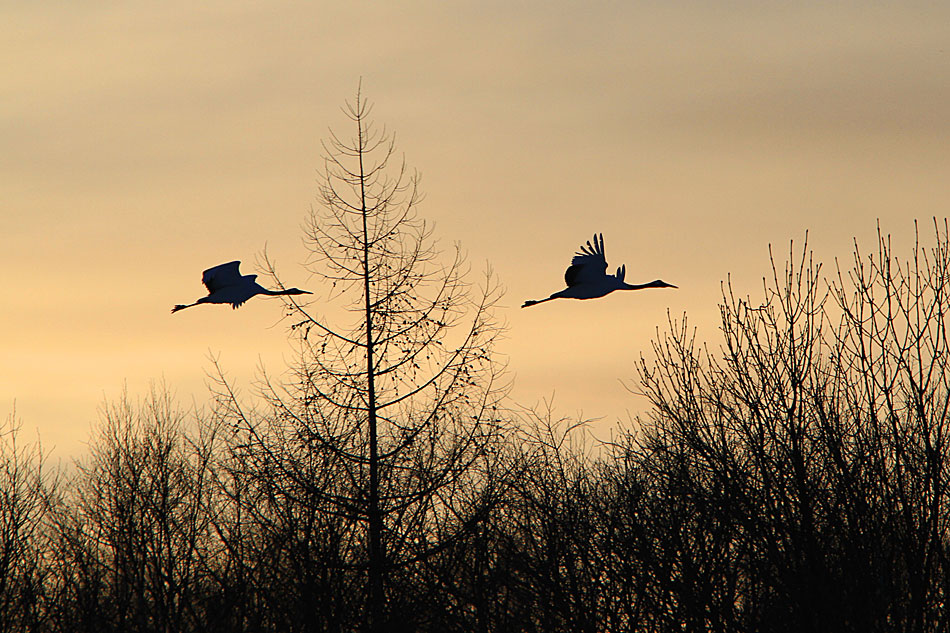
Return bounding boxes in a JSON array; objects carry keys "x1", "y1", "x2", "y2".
[{"x1": 5, "y1": 222, "x2": 948, "y2": 633}]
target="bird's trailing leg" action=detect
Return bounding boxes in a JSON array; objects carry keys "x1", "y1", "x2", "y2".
[
  {"x1": 171, "y1": 303, "x2": 197, "y2": 313},
  {"x1": 521, "y1": 296, "x2": 557, "y2": 308}
]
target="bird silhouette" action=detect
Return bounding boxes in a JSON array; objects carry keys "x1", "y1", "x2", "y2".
[
  {"x1": 171, "y1": 261, "x2": 311, "y2": 313},
  {"x1": 522, "y1": 233, "x2": 676, "y2": 308}
]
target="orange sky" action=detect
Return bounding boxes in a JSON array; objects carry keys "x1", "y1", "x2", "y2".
[{"x1": 3, "y1": 2, "x2": 950, "y2": 460}]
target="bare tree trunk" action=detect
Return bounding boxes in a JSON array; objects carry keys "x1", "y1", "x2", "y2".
[{"x1": 356, "y1": 91, "x2": 385, "y2": 633}]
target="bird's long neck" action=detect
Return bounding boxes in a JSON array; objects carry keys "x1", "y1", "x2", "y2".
[
  {"x1": 263, "y1": 288, "x2": 294, "y2": 296},
  {"x1": 623, "y1": 280, "x2": 670, "y2": 291}
]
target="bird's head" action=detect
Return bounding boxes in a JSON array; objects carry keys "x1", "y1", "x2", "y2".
[{"x1": 285, "y1": 288, "x2": 313, "y2": 296}]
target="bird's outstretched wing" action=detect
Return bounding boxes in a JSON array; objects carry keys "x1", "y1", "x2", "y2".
[
  {"x1": 564, "y1": 233, "x2": 608, "y2": 287},
  {"x1": 202, "y1": 261, "x2": 244, "y2": 293}
]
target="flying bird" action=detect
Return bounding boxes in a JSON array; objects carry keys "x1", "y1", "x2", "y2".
[
  {"x1": 522, "y1": 233, "x2": 676, "y2": 308},
  {"x1": 171, "y1": 261, "x2": 311, "y2": 313}
]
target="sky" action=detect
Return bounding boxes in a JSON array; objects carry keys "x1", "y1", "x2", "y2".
[{"x1": 3, "y1": 1, "x2": 949, "y2": 460}]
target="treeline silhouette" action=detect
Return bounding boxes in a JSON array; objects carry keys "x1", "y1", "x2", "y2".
[{"x1": 3, "y1": 224, "x2": 949, "y2": 632}]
